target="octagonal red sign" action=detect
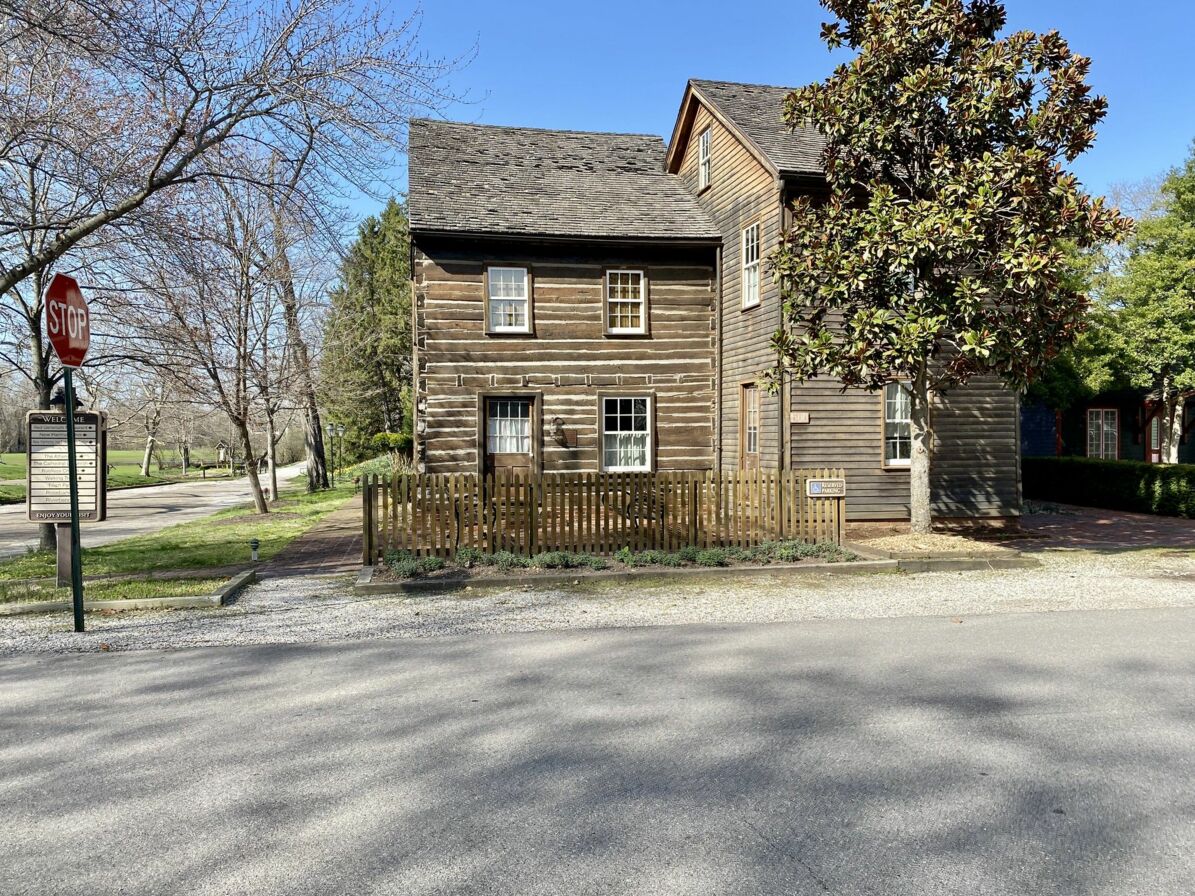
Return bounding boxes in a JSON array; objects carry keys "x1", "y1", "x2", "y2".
[{"x1": 45, "y1": 273, "x2": 90, "y2": 368}]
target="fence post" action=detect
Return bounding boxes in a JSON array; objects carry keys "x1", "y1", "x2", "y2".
[{"x1": 361, "y1": 474, "x2": 373, "y2": 566}]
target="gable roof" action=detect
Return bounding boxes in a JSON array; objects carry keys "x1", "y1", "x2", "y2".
[
  {"x1": 408, "y1": 119, "x2": 720, "y2": 242},
  {"x1": 666, "y1": 79, "x2": 825, "y2": 178}
]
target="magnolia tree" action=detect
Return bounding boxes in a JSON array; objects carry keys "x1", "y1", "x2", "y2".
[
  {"x1": 1102, "y1": 151, "x2": 1195, "y2": 462},
  {"x1": 769, "y1": 0, "x2": 1131, "y2": 532}
]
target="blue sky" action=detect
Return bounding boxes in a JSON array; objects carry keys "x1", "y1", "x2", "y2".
[{"x1": 364, "y1": 0, "x2": 1195, "y2": 220}]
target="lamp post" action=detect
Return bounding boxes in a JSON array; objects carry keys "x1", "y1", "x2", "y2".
[
  {"x1": 326, "y1": 422, "x2": 336, "y2": 486},
  {"x1": 336, "y1": 424, "x2": 345, "y2": 481}
]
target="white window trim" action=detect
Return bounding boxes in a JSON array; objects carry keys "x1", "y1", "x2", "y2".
[
  {"x1": 1087, "y1": 408, "x2": 1119, "y2": 460},
  {"x1": 884, "y1": 382, "x2": 913, "y2": 468},
  {"x1": 698, "y1": 128, "x2": 711, "y2": 190},
  {"x1": 600, "y1": 395, "x2": 653, "y2": 472},
  {"x1": 605, "y1": 269, "x2": 647, "y2": 335},
  {"x1": 741, "y1": 224, "x2": 761, "y2": 309},
  {"x1": 487, "y1": 266, "x2": 531, "y2": 334}
]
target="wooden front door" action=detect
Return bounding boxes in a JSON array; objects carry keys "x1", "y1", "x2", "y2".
[
  {"x1": 1147, "y1": 413, "x2": 1163, "y2": 464},
  {"x1": 740, "y1": 384, "x2": 760, "y2": 470},
  {"x1": 485, "y1": 398, "x2": 533, "y2": 476}
]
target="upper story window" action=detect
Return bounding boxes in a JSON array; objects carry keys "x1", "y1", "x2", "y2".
[
  {"x1": 605, "y1": 269, "x2": 646, "y2": 335},
  {"x1": 884, "y1": 382, "x2": 912, "y2": 468},
  {"x1": 698, "y1": 127, "x2": 712, "y2": 190},
  {"x1": 1087, "y1": 408, "x2": 1118, "y2": 459},
  {"x1": 487, "y1": 266, "x2": 530, "y2": 334},
  {"x1": 741, "y1": 223, "x2": 760, "y2": 309},
  {"x1": 602, "y1": 396, "x2": 652, "y2": 471}
]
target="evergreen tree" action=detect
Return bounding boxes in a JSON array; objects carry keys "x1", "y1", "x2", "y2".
[{"x1": 320, "y1": 199, "x2": 413, "y2": 458}]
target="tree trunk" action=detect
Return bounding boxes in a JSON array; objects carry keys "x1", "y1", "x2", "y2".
[
  {"x1": 265, "y1": 414, "x2": 279, "y2": 502},
  {"x1": 235, "y1": 419, "x2": 269, "y2": 514},
  {"x1": 29, "y1": 279, "x2": 56, "y2": 552},
  {"x1": 1163, "y1": 394, "x2": 1184, "y2": 464},
  {"x1": 273, "y1": 246, "x2": 328, "y2": 491},
  {"x1": 908, "y1": 368, "x2": 934, "y2": 535}
]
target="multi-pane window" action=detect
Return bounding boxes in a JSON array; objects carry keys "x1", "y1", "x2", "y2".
[
  {"x1": 698, "y1": 127, "x2": 711, "y2": 190},
  {"x1": 884, "y1": 382, "x2": 912, "y2": 467},
  {"x1": 741, "y1": 223, "x2": 760, "y2": 309},
  {"x1": 487, "y1": 399, "x2": 531, "y2": 455},
  {"x1": 487, "y1": 267, "x2": 529, "y2": 333},
  {"x1": 602, "y1": 397, "x2": 651, "y2": 471},
  {"x1": 606, "y1": 270, "x2": 646, "y2": 334},
  {"x1": 1087, "y1": 409, "x2": 1118, "y2": 459},
  {"x1": 742, "y1": 384, "x2": 760, "y2": 461}
]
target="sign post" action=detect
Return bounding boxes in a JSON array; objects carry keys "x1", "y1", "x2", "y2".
[{"x1": 43, "y1": 273, "x2": 91, "y2": 633}]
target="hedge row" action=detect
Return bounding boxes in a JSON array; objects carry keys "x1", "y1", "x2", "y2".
[{"x1": 1023, "y1": 456, "x2": 1195, "y2": 518}]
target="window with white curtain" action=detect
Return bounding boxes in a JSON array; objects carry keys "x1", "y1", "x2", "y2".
[
  {"x1": 884, "y1": 382, "x2": 912, "y2": 467},
  {"x1": 487, "y1": 266, "x2": 529, "y2": 333},
  {"x1": 601, "y1": 397, "x2": 651, "y2": 471}
]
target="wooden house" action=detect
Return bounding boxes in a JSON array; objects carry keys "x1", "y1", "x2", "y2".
[{"x1": 408, "y1": 80, "x2": 1022, "y2": 522}]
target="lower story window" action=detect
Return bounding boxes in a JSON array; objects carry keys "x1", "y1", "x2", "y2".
[
  {"x1": 1087, "y1": 408, "x2": 1118, "y2": 459},
  {"x1": 602, "y1": 396, "x2": 651, "y2": 471},
  {"x1": 884, "y1": 382, "x2": 912, "y2": 467},
  {"x1": 487, "y1": 399, "x2": 531, "y2": 454}
]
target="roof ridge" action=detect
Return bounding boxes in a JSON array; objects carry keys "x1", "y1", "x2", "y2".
[
  {"x1": 690, "y1": 77, "x2": 798, "y2": 92},
  {"x1": 410, "y1": 118, "x2": 664, "y2": 141}
]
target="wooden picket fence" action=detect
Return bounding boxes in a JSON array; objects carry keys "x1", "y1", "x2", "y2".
[{"x1": 361, "y1": 469, "x2": 845, "y2": 564}]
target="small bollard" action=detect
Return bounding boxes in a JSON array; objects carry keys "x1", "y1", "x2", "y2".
[{"x1": 249, "y1": 538, "x2": 260, "y2": 563}]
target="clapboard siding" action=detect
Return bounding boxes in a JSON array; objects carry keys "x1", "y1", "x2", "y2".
[
  {"x1": 676, "y1": 103, "x2": 783, "y2": 470},
  {"x1": 412, "y1": 238, "x2": 717, "y2": 474},
  {"x1": 789, "y1": 377, "x2": 1020, "y2": 520}
]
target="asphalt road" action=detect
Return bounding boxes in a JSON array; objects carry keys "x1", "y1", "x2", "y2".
[
  {"x1": 1, "y1": 607, "x2": 1192, "y2": 895},
  {"x1": 0, "y1": 462, "x2": 306, "y2": 557}
]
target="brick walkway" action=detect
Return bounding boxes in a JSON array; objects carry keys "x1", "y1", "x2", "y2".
[
  {"x1": 1021, "y1": 503, "x2": 1195, "y2": 551},
  {"x1": 258, "y1": 499, "x2": 362, "y2": 579}
]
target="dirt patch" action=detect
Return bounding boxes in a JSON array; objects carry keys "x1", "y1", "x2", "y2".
[{"x1": 861, "y1": 533, "x2": 1014, "y2": 556}]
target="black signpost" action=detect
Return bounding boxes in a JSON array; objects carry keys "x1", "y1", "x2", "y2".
[{"x1": 41, "y1": 274, "x2": 92, "y2": 633}]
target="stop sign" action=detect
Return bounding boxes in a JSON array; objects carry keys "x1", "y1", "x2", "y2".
[{"x1": 45, "y1": 273, "x2": 90, "y2": 368}]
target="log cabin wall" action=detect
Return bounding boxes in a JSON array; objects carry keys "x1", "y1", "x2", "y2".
[
  {"x1": 412, "y1": 237, "x2": 717, "y2": 475},
  {"x1": 674, "y1": 102, "x2": 784, "y2": 472}
]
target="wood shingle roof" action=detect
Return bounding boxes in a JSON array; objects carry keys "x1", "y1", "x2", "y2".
[
  {"x1": 687, "y1": 79, "x2": 825, "y2": 177},
  {"x1": 408, "y1": 119, "x2": 720, "y2": 241}
]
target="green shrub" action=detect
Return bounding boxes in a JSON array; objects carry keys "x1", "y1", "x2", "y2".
[
  {"x1": 369, "y1": 431, "x2": 413, "y2": 458},
  {"x1": 695, "y1": 548, "x2": 728, "y2": 567},
  {"x1": 531, "y1": 551, "x2": 608, "y2": 571},
  {"x1": 614, "y1": 547, "x2": 633, "y2": 566},
  {"x1": 390, "y1": 557, "x2": 421, "y2": 578},
  {"x1": 677, "y1": 545, "x2": 700, "y2": 563},
  {"x1": 454, "y1": 547, "x2": 484, "y2": 568},
  {"x1": 491, "y1": 551, "x2": 531, "y2": 571},
  {"x1": 1023, "y1": 457, "x2": 1195, "y2": 518},
  {"x1": 419, "y1": 556, "x2": 446, "y2": 574}
]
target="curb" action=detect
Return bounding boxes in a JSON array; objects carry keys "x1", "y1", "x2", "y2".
[
  {"x1": 844, "y1": 541, "x2": 1040, "y2": 571},
  {"x1": 355, "y1": 559, "x2": 904, "y2": 595},
  {"x1": 356, "y1": 551, "x2": 1043, "y2": 596},
  {"x1": 0, "y1": 568, "x2": 256, "y2": 616}
]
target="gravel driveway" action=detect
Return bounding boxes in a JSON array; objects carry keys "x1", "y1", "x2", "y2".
[{"x1": 4, "y1": 547, "x2": 1194, "y2": 655}]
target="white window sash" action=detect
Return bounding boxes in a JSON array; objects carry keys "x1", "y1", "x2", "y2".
[
  {"x1": 487, "y1": 267, "x2": 530, "y2": 333},
  {"x1": 698, "y1": 128, "x2": 711, "y2": 190},
  {"x1": 1087, "y1": 409, "x2": 1118, "y2": 459},
  {"x1": 601, "y1": 397, "x2": 651, "y2": 471},
  {"x1": 741, "y1": 225, "x2": 760, "y2": 309},
  {"x1": 605, "y1": 270, "x2": 646, "y2": 335},
  {"x1": 884, "y1": 382, "x2": 913, "y2": 468}
]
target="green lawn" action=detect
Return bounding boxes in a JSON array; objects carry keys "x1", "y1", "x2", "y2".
[
  {"x1": 0, "y1": 577, "x2": 226, "y2": 605},
  {"x1": 0, "y1": 477, "x2": 360, "y2": 581},
  {"x1": 0, "y1": 450, "x2": 232, "y2": 503}
]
